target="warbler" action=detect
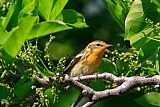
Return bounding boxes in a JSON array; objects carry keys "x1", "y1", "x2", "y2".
[{"x1": 64, "y1": 40, "x2": 112, "y2": 77}]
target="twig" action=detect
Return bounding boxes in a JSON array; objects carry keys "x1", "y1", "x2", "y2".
[{"x1": 34, "y1": 73, "x2": 160, "y2": 107}]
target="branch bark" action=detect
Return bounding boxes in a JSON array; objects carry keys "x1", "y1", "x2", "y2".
[{"x1": 34, "y1": 73, "x2": 160, "y2": 107}]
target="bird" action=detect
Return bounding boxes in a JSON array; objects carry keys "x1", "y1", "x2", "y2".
[{"x1": 64, "y1": 40, "x2": 112, "y2": 77}]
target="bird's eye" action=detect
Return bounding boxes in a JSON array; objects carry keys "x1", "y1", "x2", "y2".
[{"x1": 96, "y1": 43, "x2": 101, "y2": 47}]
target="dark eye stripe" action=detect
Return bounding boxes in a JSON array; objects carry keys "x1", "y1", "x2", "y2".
[{"x1": 96, "y1": 43, "x2": 101, "y2": 47}]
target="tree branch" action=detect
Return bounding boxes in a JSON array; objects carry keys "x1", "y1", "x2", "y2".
[{"x1": 34, "y1": 73, "x2": 160, "y2": 107}]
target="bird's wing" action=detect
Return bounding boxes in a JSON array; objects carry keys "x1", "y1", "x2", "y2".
[{"x1": 64, "y1": 50, "x2": 85, "y2": 73}]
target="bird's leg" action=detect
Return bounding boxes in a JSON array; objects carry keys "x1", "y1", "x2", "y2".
[
  {"x1": 77, "y1": 71, "x2": 84, "y2": 81},
  {"x1": 92, "y1": 73, "x2": 98, "y2": 82},
  {"x1": 95, "y1": 73, "x2": 98, "y2": 79}
]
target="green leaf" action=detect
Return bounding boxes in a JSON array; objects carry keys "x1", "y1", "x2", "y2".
[
  {"x1": 44, "y1": 88, "x2": 55, "y2": 106},
  {"x1": 38, "y1": 0, "x2": 53, "y2": 20},
  {"x1": 53, "y1": 87, "x2": 80, "y2": 107},
  {"x1": 19, "y1": 0, "x2": 37, "y2": 19},
  {"x1": 57, "y1": 9, "x2": 88, "y2": 28},
  {"x1": 103, "y1": 0, "x2": 128, "y2": 30},
  {"x1": 126, "y1": 28, "x2": 154, "y2": 47},
  {"x1": 22, "y1": 0, "x2": 34, "y2": 6},
  {"x1": 136, "y1": 37, "x2": 160, "y2": 73},
  {"x1": 142, "y1": 67, "x2": 157, "y2": 73},
  {"x1": 125, "y1": 0, "x2": 144, "y2": 38},
  {"x1": 139, "y1": 48, "x2": 144, "y2": 57},
  {"x1": 2, "y1": 16, "x2": 37, "y2": 62},
  {"x1": 136, "y1": 92, "x2": 160, "y2": 107},
  {"x1": 50, "y1": 0, "x2": 69, "y2": 20},
  {"x1": 14, "y1": 72, "x2": 35, "y2": 100},
  {"x1": 89, "y1": 80, "x2": 106, "y2": 90},
  {"x1": 0, "y1": 83, "x2": 9, "y2": 99},
  {"x1": 2, "y1": 0, "x2": 17, "y2": 29},
  {"x1": 2, "y1": 0, "x2": 22, "y2": 31},
  {"x1": 98, "y1": 58, "x2": 117, "y2": 74},
  {"x1": 139, "y1": 38, "x2": 160, "y2": 61},
  {"x1": 44, "y1": 88, "x2": 54, "y2": 99},
  {"x1": 0, "y1": 28, "x2": 19, "y2": 53},
  {"x1": 151, "y1": 0, "x2": 160, "y2": 6},
  {"x1": 27, "y1": 20, "x2": 71, "y2": 40},
  {"x1": 0, "y1": 19, "x2": 8, "y2": 45},
  {"x1": 125, "y1": 14, "x2": 160, "y2": 72}
]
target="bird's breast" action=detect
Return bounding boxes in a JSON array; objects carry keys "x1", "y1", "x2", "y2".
[{"x1": 86, "y1": 53, "x2": 103, "y2": 66}]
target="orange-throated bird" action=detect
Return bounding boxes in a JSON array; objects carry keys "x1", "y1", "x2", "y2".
[{"x1": 64, "y1": 40, "x2": 112, "y2": 77}]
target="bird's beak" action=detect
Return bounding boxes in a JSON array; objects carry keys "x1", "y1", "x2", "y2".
[{"x1": 106, "y1": 44, "x2": 112, "y2": 47}]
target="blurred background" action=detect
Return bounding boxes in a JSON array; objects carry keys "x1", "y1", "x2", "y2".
[{"x1": 38, "y1": 0, "x2": 125, "y2": 60}]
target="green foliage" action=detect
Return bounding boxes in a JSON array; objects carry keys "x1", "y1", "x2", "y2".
[
  {"x1": 0, "y1": 38, "x2": 66, "y2": 106},
  {"x1": 0, "y1": 83, "x2": 9, "y2": 99},
  {"x1": 27, "y1": 21, "x2": 72, "y2": 40},
  {"x1": 3, "y1": 16, "x2": 37, "y2": 61},
  {"x1": 0, "y1": 0, "x2": 88, "y2": 63},
  {"x1": 136, "y1": 92, "x2": 160, "y2": 107},
  {"x1": 0, "y1": 0, "x2": 88, "y2": 106},
  {"x1": 14, "y1": 71, "x2": 35, "y2": 100},
  {"x1": 0, "y1": 0, "x2": 160, "y2": 106},
  {"x1": 57, "y1": 9, "x2": 88, "y2": 28},
  {"x1": 101, "y1": 0, "x2": 160, "y2": 106},
  {"x1": 101, "y1": 47, "x2": 140, "y2": 76},
  {"x1": 125, "y1": 0, "x2": 144, "y2": 37},
  {"x1": 103, "y1": 0, "x2": 160, "y2": 76},
  {"x1": 103, "y1": 0, "x2": 131, "y2": 29}
]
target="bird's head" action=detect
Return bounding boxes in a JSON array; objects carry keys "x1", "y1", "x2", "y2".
[{"x1": 86, "y1": 40, "x2": 112, "y2": 55}]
